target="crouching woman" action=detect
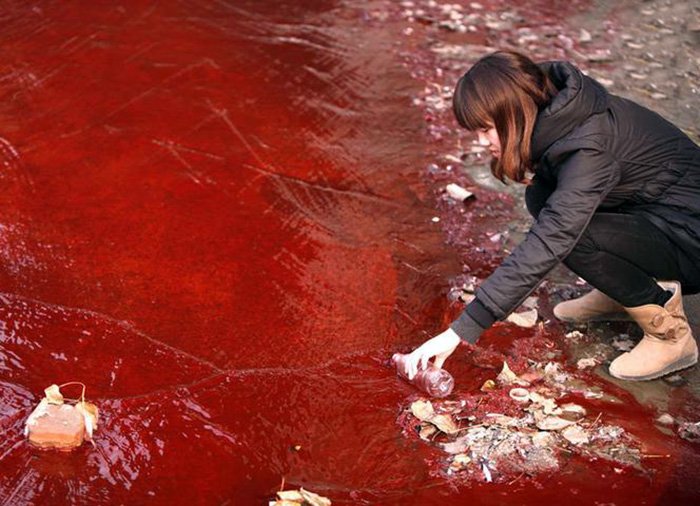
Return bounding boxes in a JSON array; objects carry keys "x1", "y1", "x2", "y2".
[{"x1": 403, "y1": 51, "x2": 700, "y2": 382}]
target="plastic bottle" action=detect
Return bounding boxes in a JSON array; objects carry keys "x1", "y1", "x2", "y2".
[{"x1": 391, "y1": 353, "x2": 455, "y2": 398}]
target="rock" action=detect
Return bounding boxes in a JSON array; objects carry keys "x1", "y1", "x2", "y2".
[
  {"x1": 656, "y1": 413, "x2": 675, "y2": 426},
  {"x1": 579, "y1": 28, "x2": 592, "y2": 43},
  {"x1": 566, "y1": 330, "x2": 585, "y2": 340},
  {"x1": 562, "y1": 425, "x2": 590, "y2": 445},
  {"x1": 560, "y1": 403, "x2": 587, "y2": 421},
  {"x1": 577, "y1": 357, "x2": 598, "y2": 369}
]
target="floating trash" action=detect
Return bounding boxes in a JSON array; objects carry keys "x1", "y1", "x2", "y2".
[
  {"x1": 270, "y1": 488, "x2": 332, "y2": 506},
  {"x1": 25, "y1": 383, "x2": 99, "y2": 451}
]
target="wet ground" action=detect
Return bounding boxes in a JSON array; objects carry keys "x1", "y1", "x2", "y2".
[{"x1": 1, "y1": 0, "x2": 699, "y2": 504}]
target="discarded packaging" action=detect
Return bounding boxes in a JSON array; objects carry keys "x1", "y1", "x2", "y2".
[
  {"x1": 25, "y1": 383, "x2": 99, "y2": 450},
  {"x1": 393, "y1": 353, "x2": 455, "y2": 398},
  {"x1": 270, "y1": 488, "x2": 332, "y2": 506},
  {"x1": 509, "y1": 387, "x2": 530, "y2": 403},
  {"x1": 445, "y1": 183, "x2": 474, "y2": 202}
]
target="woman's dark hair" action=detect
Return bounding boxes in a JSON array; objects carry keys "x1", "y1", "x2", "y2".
[{"x1": 452, "y1": 51, "x2": 557, "y2": 183}]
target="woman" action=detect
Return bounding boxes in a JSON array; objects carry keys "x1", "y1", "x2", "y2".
[{"x1": 403, "y1": 51, "x2": 700, "y2": 382}]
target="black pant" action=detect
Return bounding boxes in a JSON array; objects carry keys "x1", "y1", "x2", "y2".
[{"x1": 563, "y1": 212, "x2": 700, "y2": 307}]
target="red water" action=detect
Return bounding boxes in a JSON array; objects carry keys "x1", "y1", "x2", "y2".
[{"x1": 0, "y1": 1, "x2": 699, "y2": 504}]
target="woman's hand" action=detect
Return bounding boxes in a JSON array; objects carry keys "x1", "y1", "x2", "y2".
[{"x1": 403, "y1": 328, "x2": 462, "y2": 380}]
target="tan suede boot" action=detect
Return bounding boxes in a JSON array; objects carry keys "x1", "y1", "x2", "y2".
[
  {"x1": 553, "y1": 289, "x2": 630, "y2": 323},
  {"x1": 609, "y1": 281, "x2": 698, "y2": 381}
]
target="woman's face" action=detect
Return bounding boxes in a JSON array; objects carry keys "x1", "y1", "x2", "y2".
[{"x1": 476, "y1": 124, "x2": 501, "y2": 159}]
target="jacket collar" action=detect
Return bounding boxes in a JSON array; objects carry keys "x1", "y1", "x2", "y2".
[{"x1": 530, "y1": 61, "x2": 609, "y2": 161}]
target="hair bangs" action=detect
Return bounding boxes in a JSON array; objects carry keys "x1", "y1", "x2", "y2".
[{"x1": 453, "y1": 74, "x2": 493, "y2": 131}]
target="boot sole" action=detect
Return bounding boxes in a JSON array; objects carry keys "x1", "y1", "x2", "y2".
[
  {"x1": 557, "y1": 312, "x2": 632, "y2": 324},
  {"x1": 609, "y1": 353, "x2": 699, "y2": 381}
]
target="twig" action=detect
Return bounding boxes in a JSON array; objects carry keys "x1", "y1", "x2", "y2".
[
  {"x1": 507, "y1": 472, "x2": 526, "y2": 486},
  {"x1": 279, "y1": 476, "x2": 285, "y2": 492},
  {"x1": 641, "y1": 454, "x2": 671, "y2": 459},
  {"x1": 587, "y1": 412, "x2": 603, "y2": 428}
]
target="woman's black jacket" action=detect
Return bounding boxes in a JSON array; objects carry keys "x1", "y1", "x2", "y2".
[{"x1": 451, "y1": 60, "x2": 700, "y2": 343}]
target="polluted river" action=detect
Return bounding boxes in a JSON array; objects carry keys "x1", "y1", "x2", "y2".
[{"x1": 1, "y1": 0, "x2": 699, "y2": 504}]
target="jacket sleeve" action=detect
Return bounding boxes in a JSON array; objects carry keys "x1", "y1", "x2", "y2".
[
  {"x1": 471, "y1": 145, "x2": 621, "y2": 321},
  {"x1": 525, "y1": 174, "x2": 555, "y2": 219}
]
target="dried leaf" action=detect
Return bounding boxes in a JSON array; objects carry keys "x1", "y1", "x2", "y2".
[
  {"x1": 76, "y1": 401, "x2": 99, "y2": 439},
  {"x1": 431, "y1": 413, "x2": 459, "y2": 435},
  {"x1": 480, "y1": 379, "x2": 496, "y2": 392},
  {"x1": 299, "y1": 488, "x2": 332, "y2": 506},
  {"x1": 561, "y1": 425, "x2": 590, "y2": 445},
  {"x1": 496, "y1": 362, "x2": 518, "y2": 385},
  {"x1": 410, "y1": 400, "x2": 435, "y2": 421},
  {"x1": 506, "y1": 308, "x2": 538, "y2": 328},
  {"x1": 44, "y1": 384, "x2": 64, "y2": 405},
  {"x1": 535, "y1": 413, "x2": 576, "y2": 431},
  {"x1": 541, "y1": 399, "x2": 561, "y2": 416},
  {"x1": 441, "y1": 436, "x2": 469, "y2": 454},
  {"x1": 449, "y1": 453, "x2": 472, "y2": 471},
  {"x1": 276, "y1": 490, "x2": 304, "y2": 501},
  {"x1": 419, "y1": 424, "x2": 438, "y2": 440}
]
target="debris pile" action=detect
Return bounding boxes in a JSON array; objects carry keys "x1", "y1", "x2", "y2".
[{"x1": 398, "y1": 361, "x2": 643, "y2": 482}]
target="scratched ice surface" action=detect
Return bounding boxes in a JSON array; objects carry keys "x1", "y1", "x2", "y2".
[{"x1": 0, "y1": 1, "x2": 461, "y2": 503}]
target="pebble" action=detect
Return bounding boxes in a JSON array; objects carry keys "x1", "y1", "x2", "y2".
[
  {"x1": 656, "y1": 413, "x2": 675, "y2": 425},
  {"x1": 577, "y1": 357, "x2": 598, "y2": 369}
]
